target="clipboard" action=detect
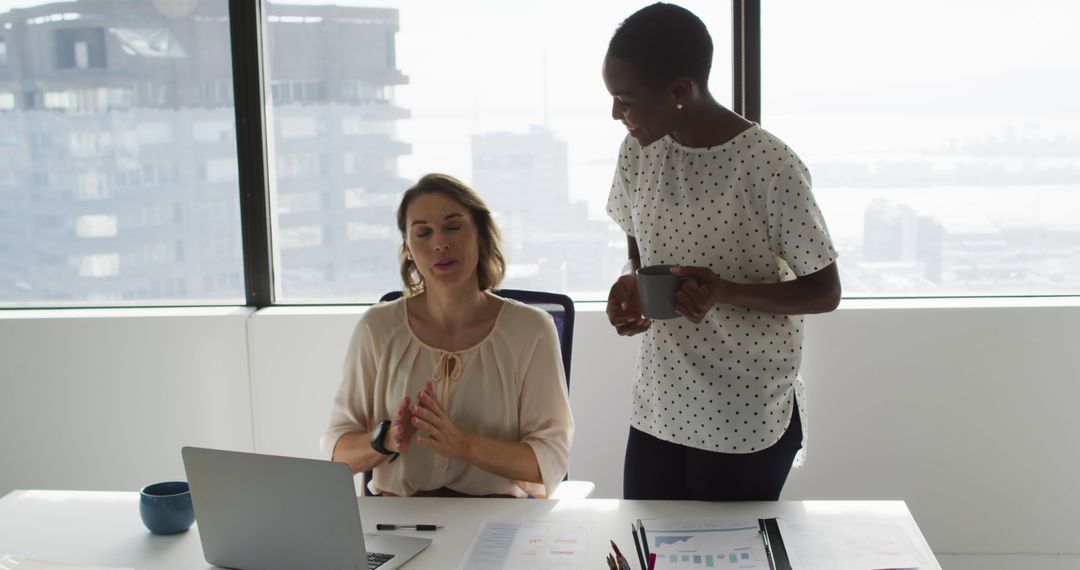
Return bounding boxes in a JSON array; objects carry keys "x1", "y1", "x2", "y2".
[
  {"x1": 758, "y1": 518, "x2": 792, "y2": 570},
  {"x1": 635, "y1": 518, "x2": 791, "y2": 570}
]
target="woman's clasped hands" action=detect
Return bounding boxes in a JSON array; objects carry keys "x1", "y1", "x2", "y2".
[{"x1": 388, "y1": 381, "x2": 473, "y2": 459}]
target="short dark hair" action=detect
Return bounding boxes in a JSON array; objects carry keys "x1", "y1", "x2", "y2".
[{"x1": 607, "y1": 3, "x2": 713, "y2": 90}]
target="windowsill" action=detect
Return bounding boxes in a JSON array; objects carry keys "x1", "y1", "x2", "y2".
[
  {"x1": 253, "y1": 305, "x2": 368, "y2": 317},
  {"x1": 835, "y1": 296, "x2": 1080, "y2": 310},
  {"x1": 573, "y1": 296, "x2": 1080, "y2": 313},
  {"x1": 0, "y1": 306, "x2": 252, "y2": 320},
  {"x1": 1, "y1": 296, "x2": 1078, "y2": 320}
]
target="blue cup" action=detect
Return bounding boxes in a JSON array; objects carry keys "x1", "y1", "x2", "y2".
[{"x1": 139, "y1": 481, "x2": 195, "y2": 535}]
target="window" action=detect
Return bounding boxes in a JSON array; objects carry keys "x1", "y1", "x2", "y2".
[
  {"x1": 763, "y1": 0, "x2": 1080, "y2": 296},
  {"x1": 0, "y1": 1, "x2": 243, "y2": 307},
  {"x1": 277, "y1": 191, "x2": 324, "y2": 214},
  {"x1": 264, "y1": 1, "x2": 732, "y2": 301},
  {"x1": 136, "y1": 123, "x2": 172, "y2": 145},
  {"x1": 75, "y1": 214, "x2": 118, "y2": 238},
  {"x1": 192, "y1": 120, "x2": 234, "y2": 143},
  {"x1": 200, "y1": 158, "x2": 240, "y2": 183},
  {"x1": 347, "y1": 221, "x2": 393, "y2": 242},
  {"x1": 279, "y1": 225, "x2": 324, "y2": 249},
  {"x1": 55, "y1": 28, "x2": 106, "y2": 69},
  {"x1": 15, "y1": 1, "x2": 1065, "y2": 308},
  {"x1": 278, "y1": 116, "x2": 324, "y2": 139},
  {"x1": 70, "y1": 253, "x2": 120, "y2": 278}
]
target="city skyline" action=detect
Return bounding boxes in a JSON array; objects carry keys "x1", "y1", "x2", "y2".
[{"x1": 1, "y1": 0, "x2": 1078, "y2": 306}]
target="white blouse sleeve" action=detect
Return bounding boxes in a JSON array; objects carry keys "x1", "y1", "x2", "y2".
[
  {"x1": 606, "y1": 134, "x2": 638, "y2": 237},
  {"x1": 765, "y1": 159, "x2": 838, "y2": 277},
  {"x1": 514, "y1": 314, "x2": 575, "y2": 498},
  {"x1": 319, "y1": 317, "x2": 378, "y2": 460}
]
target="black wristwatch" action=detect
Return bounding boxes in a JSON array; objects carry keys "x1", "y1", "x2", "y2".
[{"x1": 370, "y1": 420, "x2": 400, "y2": 463}]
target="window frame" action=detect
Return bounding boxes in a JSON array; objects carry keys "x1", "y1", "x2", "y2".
[{"x1": 228, "y1": 0, "x2": 275, "y2": 308}]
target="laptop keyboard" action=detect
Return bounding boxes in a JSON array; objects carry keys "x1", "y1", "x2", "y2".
[{"x1": 368, "y1": 551, "x2": 395, "y2": 568}]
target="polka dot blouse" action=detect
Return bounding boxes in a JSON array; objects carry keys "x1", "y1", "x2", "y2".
[{"x1": 606, "y1": 124, "x2": 837, "y2": 455}]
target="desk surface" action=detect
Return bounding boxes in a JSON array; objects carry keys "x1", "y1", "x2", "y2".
[{"x1": 0, "y1": 490, "x2": 939, "y2": 569}]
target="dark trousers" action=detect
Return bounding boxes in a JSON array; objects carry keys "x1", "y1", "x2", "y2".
[{"x1": 623, "y1": 405, "x2": 803, "y2": 501}]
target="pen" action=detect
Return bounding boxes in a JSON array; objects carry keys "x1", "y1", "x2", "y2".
[
  {"x1": 631, "y1": 523, "x2": 646, "y2": 570},
  {"x1": 376, "y1": 523, "x2": 441, "y2": 531},
  {"x1": 637, "y1": 519, "x2": 650, "y2": 559}
]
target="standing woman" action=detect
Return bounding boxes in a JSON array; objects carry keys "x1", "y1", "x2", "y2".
[{"x1": 603, "y1": 3, "x2": 841, "y2": 501}]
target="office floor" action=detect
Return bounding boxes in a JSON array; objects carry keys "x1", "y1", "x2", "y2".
[{"x1": 937, "y1": 554, "x2": 1080, "y2": 569}]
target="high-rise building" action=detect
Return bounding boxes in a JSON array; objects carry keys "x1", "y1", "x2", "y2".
[
  {"x1": 472, "y1": 126, "x2": 622, "y2": 293},
  {"x1": 863, "y1": 199, "x2": 944, "y2": 286},
  {"x1": 0, "y1": 0, "x2": 410, "y2": 303}
]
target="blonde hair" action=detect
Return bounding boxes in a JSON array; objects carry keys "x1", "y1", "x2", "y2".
[{"x1": 396, "y1": 173, "x2": 506, "y2": 296}]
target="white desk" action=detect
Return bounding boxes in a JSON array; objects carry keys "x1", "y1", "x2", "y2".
[{"x1": 0, "y1": 490, "x2": 940, "y2": 569}]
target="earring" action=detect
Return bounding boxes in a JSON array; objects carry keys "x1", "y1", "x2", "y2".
[{"x1": 676, "y1": 103, "x2": 684, "y2": 110}]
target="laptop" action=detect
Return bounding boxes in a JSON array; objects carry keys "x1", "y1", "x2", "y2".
[{"x1": 181, "y1": 447, "x2": 431, "y2": 570}]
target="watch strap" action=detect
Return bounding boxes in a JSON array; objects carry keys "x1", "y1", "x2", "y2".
[{"x1": 371, "y1": 419, "x2": 395, "y2": 455}]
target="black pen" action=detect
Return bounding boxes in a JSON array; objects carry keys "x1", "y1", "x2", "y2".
[
  {"x1": 631, "y1": 523, "x2": 646, "y2": 570},
  {"x1": 376, "y1": 523, "x2": 442, "y2": 531},
  {"x1": 637, "y1": 519, "x2": 650, "y2": 559}
]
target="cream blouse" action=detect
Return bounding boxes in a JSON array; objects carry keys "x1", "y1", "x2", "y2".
[{"x1": 319, "y1": 294, "x2": 574, "y2": 498}]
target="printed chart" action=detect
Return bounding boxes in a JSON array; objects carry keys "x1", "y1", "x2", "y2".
[{"x1": 645, "y1": 519, "x2": 770, "y2": 570}]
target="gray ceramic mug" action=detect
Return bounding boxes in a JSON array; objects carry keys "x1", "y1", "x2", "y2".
[{"x1": 635, "y1": 264, "x2": 686, "y2": 320}]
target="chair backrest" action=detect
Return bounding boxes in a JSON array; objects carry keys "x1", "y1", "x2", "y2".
[{"x1": 365, "y1": 289, "x2": 575, "y2": 494}]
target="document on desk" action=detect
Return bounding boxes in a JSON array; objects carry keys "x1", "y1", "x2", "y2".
[
  {"x1": 776, "y1": 515, "x2": 926, "y2": 570},
  {"x1": 643, "y1": 519, "x2": 770, "y2": 569},
  {"x1": 457, "y1": 520, "x2": 590, "y2": 569},
  {"x1": 0, "y1": 556, "x2": 133, "y2": 570}
]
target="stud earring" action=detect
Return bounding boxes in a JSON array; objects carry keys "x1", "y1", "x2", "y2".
[{"x1": 676, "y1": 103, "x2": 684, "y2": 110}]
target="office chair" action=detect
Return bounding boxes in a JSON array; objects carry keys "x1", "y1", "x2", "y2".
[{"x1": 362, "y1": 288, "x2": 586, "y2": 497}]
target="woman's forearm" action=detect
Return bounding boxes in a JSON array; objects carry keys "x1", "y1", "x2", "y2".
[
  {"x1": 331, "y1": 431, "x2": 392, "y2": 475},
  {"x1": 722, "y1": 262, "x2": 841, "y2": 315},
  {"x1": 462, "y1": 434, "x2": 543, "y2": 485}
]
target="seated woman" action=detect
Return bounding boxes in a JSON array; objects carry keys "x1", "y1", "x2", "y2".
[{"x1": 319, "y1": 173, "x2": 574, "y2": 498}]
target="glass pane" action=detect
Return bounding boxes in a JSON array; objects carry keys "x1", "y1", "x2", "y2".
[
  {"x1": 763, "y1": 0, "x2": 1080, "y2": 296},
  {"x1": 266, "y1": 0, "x2": 732, "y2": 302},
  {"x1": 0, "y1": 0, "x2": 244, "y2": 307}
]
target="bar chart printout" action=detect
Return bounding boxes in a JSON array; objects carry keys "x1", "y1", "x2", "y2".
[{"x1": 644, "y1": 519, "x2": 770, "y2": 569}]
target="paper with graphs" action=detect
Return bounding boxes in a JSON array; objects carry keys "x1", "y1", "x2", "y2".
[{"x1": 643, "y1": 519, "x2": 770, "y2": 569}]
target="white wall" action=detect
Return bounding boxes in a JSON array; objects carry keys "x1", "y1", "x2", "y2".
[
  {"x1": 0, "y1": 308, "x2": 254, "y2": 493},
  {"x1": 789, "y1": 302, "x2": 1080, "y2": 555},
  {"x1": 2, "y1": 301, "x2": 1079, "y2": 557}
]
